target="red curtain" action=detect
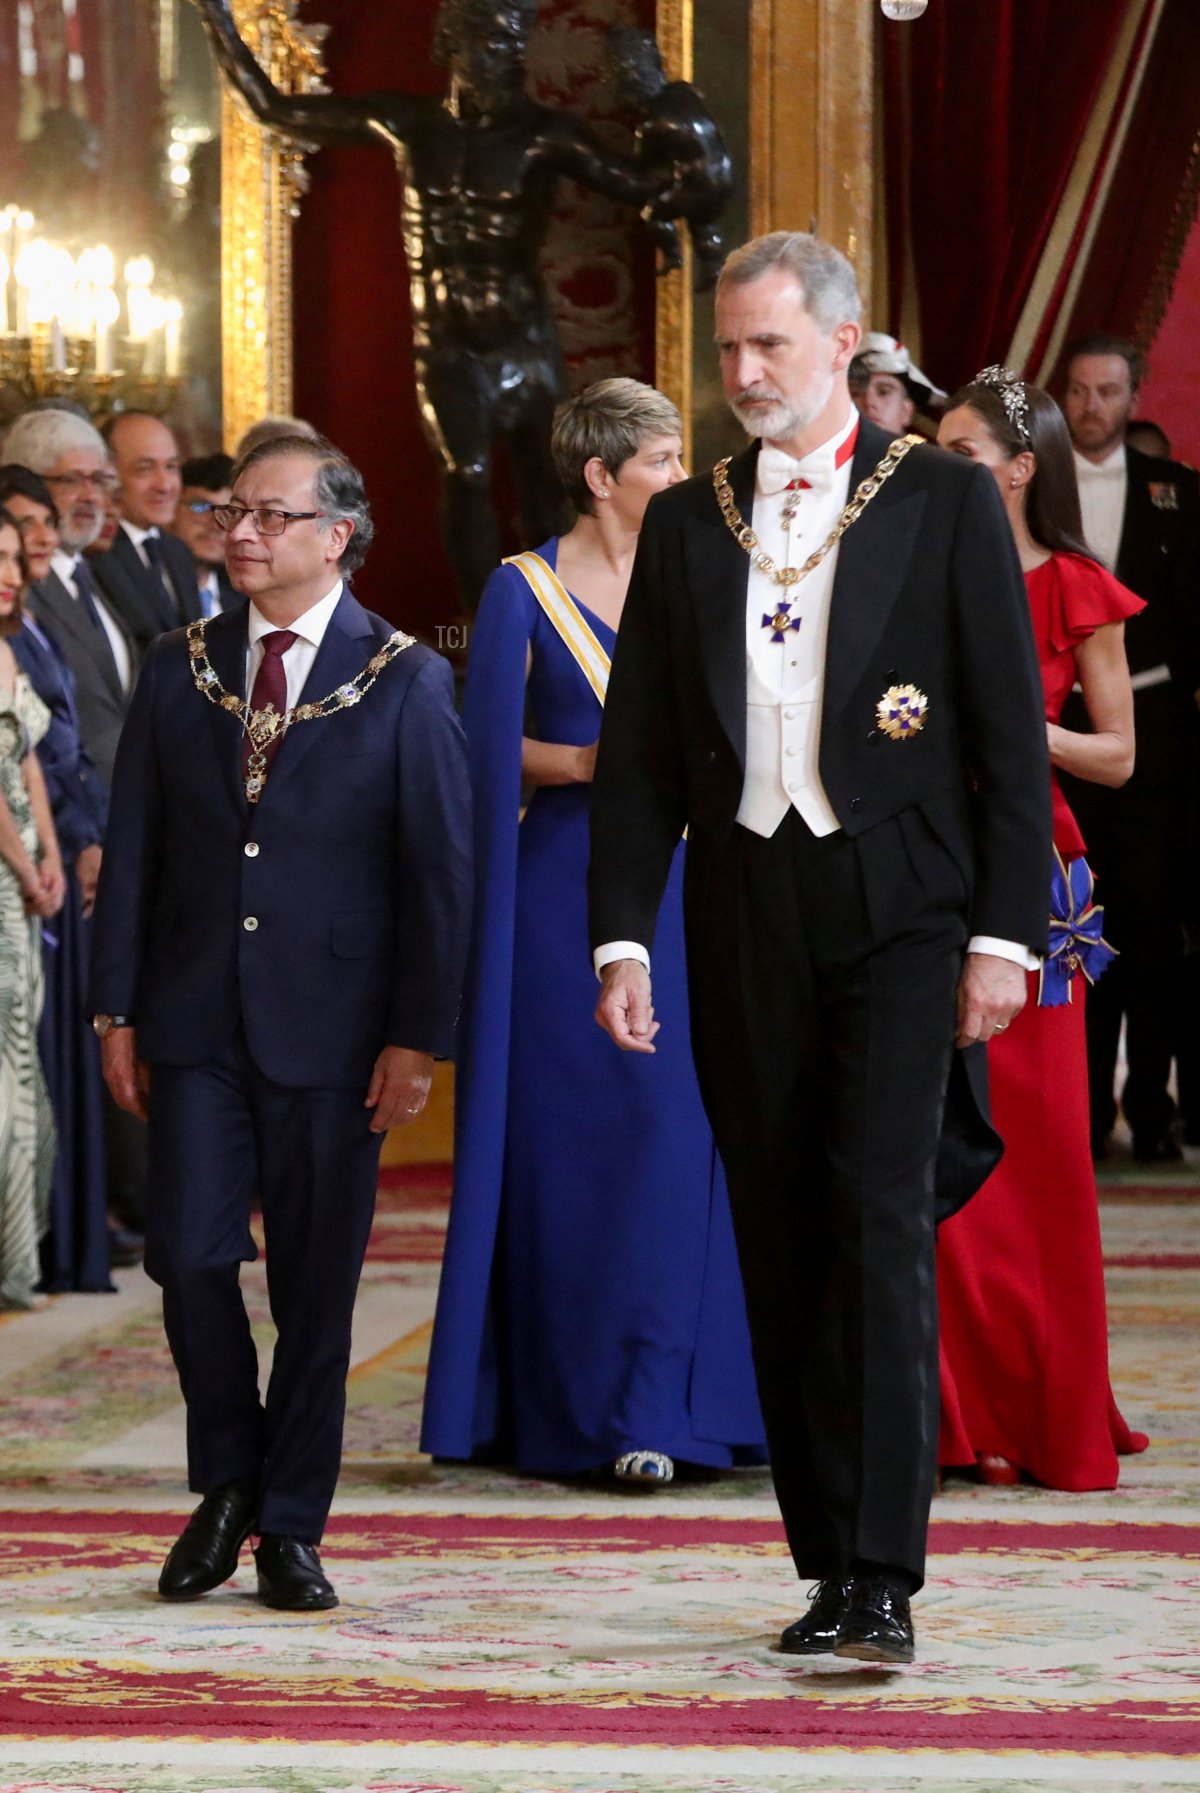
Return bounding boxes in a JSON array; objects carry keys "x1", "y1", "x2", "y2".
[
  {"x1": 882, "y1": 0, "x2": 1133, "y2": 392},
  {"x1": 1045, "y1": 0, "x2": 1200, "y2": 372}
]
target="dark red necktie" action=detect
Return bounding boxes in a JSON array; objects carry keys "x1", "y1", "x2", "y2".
[{"x1": 241, "y1": 628, "x2": 297, "y2": 775}]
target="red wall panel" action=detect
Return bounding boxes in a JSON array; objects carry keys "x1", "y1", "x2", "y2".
[{"x1": 1139, "y1": 210, "x2": 1200, "y2": 470}]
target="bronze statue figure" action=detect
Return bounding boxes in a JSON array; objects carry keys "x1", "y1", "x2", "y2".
[
  {"x1": 607, "y1": 27, "x2": 733, "y2": 291},
  {"x1": 195, "y1": 0, "x2": 730, "y2": 609}
]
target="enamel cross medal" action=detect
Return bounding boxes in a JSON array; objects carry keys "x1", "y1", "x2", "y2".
[
  {"x1": 763, "y1": 606, "x2": 801, "y2": 644},
  {"x1": 762, "y1": 477, "x2": 807, "y2": 642}
]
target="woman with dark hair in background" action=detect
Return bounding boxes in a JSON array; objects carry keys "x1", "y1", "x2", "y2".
[
  {"x1": 0, "y1": 467, "x2": 112, "y2": 1293},
  {"x1": 0, "y1": 506, "x2": 65, "y2": 1309},
  {"x1": 935, "y1": 370, "x2": 1148, "y2": 1489},
  {"x1": 422, "y1": 378, "x2": 765, "y2": 1484}
]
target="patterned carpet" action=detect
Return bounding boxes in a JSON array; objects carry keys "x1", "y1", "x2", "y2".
[{"x1": 1, "y1": 1160, "x2": 1197, "y2": 1792}]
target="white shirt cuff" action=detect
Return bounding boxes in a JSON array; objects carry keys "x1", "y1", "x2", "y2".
[
  {"x1": 594, "y1": 941, "x2": 651, "y2": 979},
  {"x1": 968, "y1": 935, "x2": 1041, "y2": 972}
]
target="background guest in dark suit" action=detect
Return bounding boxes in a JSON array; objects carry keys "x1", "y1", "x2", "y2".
[
  {"x1": 1061, "y1": 334, "x2": 1200, "y2": 1161},
  {"x1": 89, "y1": 434, "x2": 472, "y2": 1613},
  {"x1": 589, "y1": 233, "x2": 1051, "y2": 1665},
  {"x1": 91, "y1": 413, "x2": 202, "y2": 653},
  {"x1": 0, "y1": 467, "x2": 113, "y2": 1294},
  {"x1": 2, "y1": 411, "x2": 135, "y2": 793},
  {"x1": 168, "y1": 453, "x2": 237, "y2": 617}
]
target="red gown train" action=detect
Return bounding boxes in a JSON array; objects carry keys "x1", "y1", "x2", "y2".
[{"x1": 938, "y1": 552, "x2": 1150, "y2": 1489}]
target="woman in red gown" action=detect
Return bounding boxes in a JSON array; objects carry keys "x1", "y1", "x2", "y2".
[{"x1": 935, "y1": 368, "x2": 1149, "y2": 1490}]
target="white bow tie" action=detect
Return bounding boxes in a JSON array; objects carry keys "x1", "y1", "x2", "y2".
[
  {"x1": 1077, "y1": 458, "x2": 1124, "y2": 481},
  {"x1": 757, "y1": 445, "x2": 836, "y2": 498}
]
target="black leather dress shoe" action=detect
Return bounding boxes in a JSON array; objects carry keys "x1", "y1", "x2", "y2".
[
  {"x1": 777, "y1": 1577, "x2": 854, "y2": 1655},
  {"x1": 158, "y1": 1482, "x2": 258, "y2": 1601},
  {"x1": 1132, "y1": 1130, "x2": 1183, "y2": 1164},
  {"x1": 833, "y1": 1576, "x2": 915, "y2": 1664},
  {"x1": 254, "y1": 1534, "x2": 339, "y2": 1611}
]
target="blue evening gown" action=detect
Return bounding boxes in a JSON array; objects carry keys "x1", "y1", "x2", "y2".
[
  {"x1": 13, "y1": 616, "x2": 112, "y2": 1293},
  {"x1": 421, "y1": 540, "x2": 766, "y2": 1473}
]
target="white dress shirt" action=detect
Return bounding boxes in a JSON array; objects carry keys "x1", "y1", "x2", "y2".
[
  {"x1": 50, "y1": 548, "x2": 133, "y2": 693},
  {"x1": 594, "y1": 417, "x2": 1035, "y2": 974},
  {"x1": 121, "y1": 518, "x2": 178, "y2": 602},
  {"x1": 736, "y1": 407, "x2": 859, "y2": 839},
  {"x1": 198, "y1": 568, "x2": 224, "y2": 617},
  {"x1": 245, "y1": 580, "x2": 343, "y2": 709},
  {"x1": 1074, "y1": 444, "x2": 1126, "y2": 571}
]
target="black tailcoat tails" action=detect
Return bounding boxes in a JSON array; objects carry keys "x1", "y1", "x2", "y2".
[{"x1": 589, "y1": 420, "x2": 1052, "y2": 1587}]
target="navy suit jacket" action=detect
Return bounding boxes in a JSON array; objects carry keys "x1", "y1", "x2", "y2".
[
  {"x1": 88, "y1": 589, "x2": 473, "y2": 1086},
  {"x1": 92, "y1": 526, "x2": 203, "y2": 654},
  {"x1": 30, "y1": 567, "x2": 135, "y2": 789}
]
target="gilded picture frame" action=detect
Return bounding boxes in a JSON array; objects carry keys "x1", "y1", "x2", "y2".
[{"x1": 219, "y1": 0, "x2": 328, "y2": 451}]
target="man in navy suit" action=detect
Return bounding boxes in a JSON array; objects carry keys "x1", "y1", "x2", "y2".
[
  {"x1": 91, "y1": 412, "x2": 203, "y2": 653},
  {"x1": 89, "y1": 434, "x2": 472, "y2": 1611}
]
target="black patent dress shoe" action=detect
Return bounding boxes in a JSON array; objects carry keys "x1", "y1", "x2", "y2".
[
  {"x1": 254, "y1": 1534, "x2": 339, "y2": 1611},
  {"x1": 833, "y1": 1576, "x2": 915, "y2": 1664},
  {"x1": 158, "y1": 1482, "x2": 258, "y2": 1601},
  {"x1": 1131, "y1": 1130, "x2": 1183, "y2": 1164},
  {"x1": 777, "y1": 1577, "x2": 855, "y2": 1655}
]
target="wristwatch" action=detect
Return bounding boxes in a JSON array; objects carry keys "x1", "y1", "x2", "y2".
[{"x1": 92, "y1": 1015, "x2": 131, "y2": 1038}]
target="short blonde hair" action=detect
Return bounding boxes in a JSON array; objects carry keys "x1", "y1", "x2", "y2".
[{"x1": 552, "y1": 378, "x2": 682, "y2": 517}]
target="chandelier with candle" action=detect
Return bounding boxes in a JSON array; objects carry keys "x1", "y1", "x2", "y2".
[{"x1": 0, "y1": 206, "x2": 186, "y2": 425}]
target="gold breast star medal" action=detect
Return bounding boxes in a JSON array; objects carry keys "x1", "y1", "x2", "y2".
[{"x1": 876, "y1": 683, "x2": 928, "y2": 741}]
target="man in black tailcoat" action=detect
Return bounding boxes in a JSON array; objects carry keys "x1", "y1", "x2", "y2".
[
  {"x1": 588, "y1": 233, "x2": 1051, "y2": 1664},
  {"x1": 1062, "y1": 334, "x2": 1200, "y2": 1160}
]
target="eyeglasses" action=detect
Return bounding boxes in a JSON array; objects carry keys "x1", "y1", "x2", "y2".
[
  {"x1": 211, "y1": 505, "x2": 326, "y2": 536},
  {"x1": 44, "y1": 471, "x2": 118, "y2": 495},
  {"x1": 182, "y1": 501, "x2": 218, "y2": 515}
]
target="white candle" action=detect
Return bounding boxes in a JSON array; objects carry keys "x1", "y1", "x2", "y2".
[
  {"x1": 94, "y1": 287, "x2": 119, "y2": 375},
  {"x1": 164, "y1": 298, "x2": 183, "y2": 377},
  {"x1": 50, "y1": 317, "x2": 66, "y2": 372}
]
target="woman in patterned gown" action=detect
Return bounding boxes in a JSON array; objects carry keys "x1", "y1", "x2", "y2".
[
  {"x1": 0, "y1": 509, "x2": 65, "y2": 1309},
  {"x1": 935, "y1": 373, "x2": 1148, "y2": 1489},
  {"x1": 422, "y1": 380, "x2": 766, "y2": 1482}
]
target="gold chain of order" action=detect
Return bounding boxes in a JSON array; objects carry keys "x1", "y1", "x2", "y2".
[
  {"x1": 712, "y1": 433, "x2": 926, "y2": 592},
  {"x1": 185, "y1": 618, "x2": 416, "y2": 802}
]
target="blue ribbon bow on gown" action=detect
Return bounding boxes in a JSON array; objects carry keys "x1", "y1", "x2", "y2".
[{"x1": 1038, "y1": 850, "x2": 1116, "y2": 1008}]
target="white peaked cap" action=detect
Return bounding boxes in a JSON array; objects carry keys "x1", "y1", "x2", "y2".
[{"x1": 854, "y1": 332, "x2": 946, "y2": 406}]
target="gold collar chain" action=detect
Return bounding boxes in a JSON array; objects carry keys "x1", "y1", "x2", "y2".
[
  {"x1": 185, "y1": 618, "x2": 416, "y2": 803},
  {"x1": 712, "y1": 433, "x2": 925, "y2": 592}
]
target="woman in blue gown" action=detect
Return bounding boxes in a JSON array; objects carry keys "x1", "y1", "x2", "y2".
[
  {"x1": 422, "y1": 379, "x2": 766, "y2": 1481},
  {"x1": 0, "y1": 466, "x2": 112, "y2": 1294}
]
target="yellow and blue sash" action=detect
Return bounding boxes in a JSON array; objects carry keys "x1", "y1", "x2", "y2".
[{"x1": 504, "y1": 551, "x2": 611, "y2": 708}]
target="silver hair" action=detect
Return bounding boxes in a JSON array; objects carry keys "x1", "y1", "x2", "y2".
[
  {"x1": 552, "y1": 377, "x2": 682, "y2": 517},
  {"x1": 717, "y1": 231, "x2": 863, "y2": 333},
  {"x1": 4, "y1": 407, "x2": 107, "y2": 474},
  {"x1": 232, "y1": 434, "x2": 374, "y2": 575},
  {"x1": 233, "y1": 414, "x2": 321, "y2": 459}
]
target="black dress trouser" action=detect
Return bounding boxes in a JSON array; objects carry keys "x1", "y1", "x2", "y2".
[
  {"x1": 688, "y1": 810, "x2": 967, "y2": 1590},
  {"x1": 144, "y1": 1030, "x2": 383, "y2": 1543}
]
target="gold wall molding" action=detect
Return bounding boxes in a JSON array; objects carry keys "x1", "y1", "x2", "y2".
[
  {"x1": 655, "y1": 0, "x2": 694, "y2": 462},
  {"x1": 749, "y1": 0, "x2": 875, "y2": 306},
  {"x1": 220, "y1": 1, "x2": 328, "y2": 451}
]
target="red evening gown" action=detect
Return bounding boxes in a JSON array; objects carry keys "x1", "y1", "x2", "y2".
[{"x1": 938, "y1": 552, "x2": 1150, "y2": 1489}]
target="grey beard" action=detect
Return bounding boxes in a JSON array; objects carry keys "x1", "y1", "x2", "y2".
[{"x1": 729, "y1": 368, "x2": 836, "y2": 443}]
